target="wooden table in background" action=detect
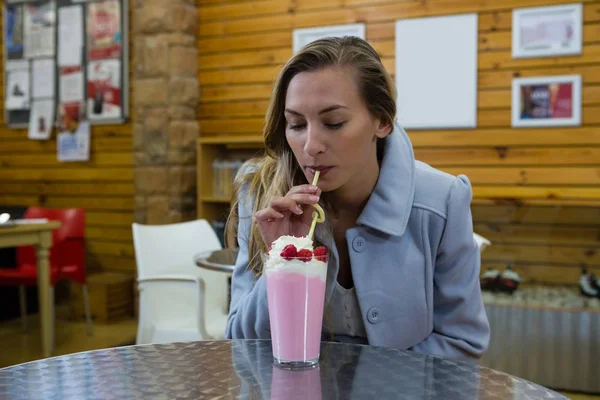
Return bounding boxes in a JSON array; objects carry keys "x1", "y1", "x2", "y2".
[{"x1": 0, "y1": 222, "x2": 61, "y2": 358}]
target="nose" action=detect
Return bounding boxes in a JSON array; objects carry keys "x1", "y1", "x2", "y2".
[{"x1": 303, "y1": 124, "x2": 326, "y2": 157}]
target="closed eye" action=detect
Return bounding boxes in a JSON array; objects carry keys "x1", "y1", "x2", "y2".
[
  {"x1": 326, "y1": 122, "x2": 345, "y2": 130},
  {"x1": 288, "y1": 124, "x2": 306, "y2": 131}
]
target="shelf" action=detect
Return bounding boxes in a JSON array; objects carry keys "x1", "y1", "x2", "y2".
[{"x1": 198, "y1": 135, "x2": 263, "y2": 145}]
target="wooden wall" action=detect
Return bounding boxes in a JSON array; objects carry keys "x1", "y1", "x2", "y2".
[
  {"x1": 197, "y1": 0, "x2": 600, "y2": 286},
  {"x1": 0, "y1": 6, "x2": 135, "y2": 274}
]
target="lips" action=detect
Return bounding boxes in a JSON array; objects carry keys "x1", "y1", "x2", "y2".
[{"x1": 306, "y1": 166, "x2": 333, "y2": 177}]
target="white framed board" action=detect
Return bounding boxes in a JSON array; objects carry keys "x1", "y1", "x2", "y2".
[
  {"x1": 395, "y1": 13, "x2": 478, "y2": 130},
  {"x1": 293, "y1": 23, "x2": 366, "y2": 54}
]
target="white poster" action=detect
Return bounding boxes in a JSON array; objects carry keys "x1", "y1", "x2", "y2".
[
  {"x1": 395, "y1": 14, "x2": 478, "y2": 129},
  {"x1": 6, "y1": 60, "x2": 29, "y2": 71},
  {"x1": 32, "y1": 58, "x2": 56, "y2": 99},
  {"x1": 58, "y1": 120, "x2": 90, "y2": 162},
  {"x1": 58, "y1": 5, "x2": 83, "y2": 66},
  {"x1": 28, "y1": 100, "x2": 55, "y2": 140},
  {"x1": 23, "y1": 1, "x2": 55, "y2": 59},
  {"x1": 293, "y1": 23, "x2": 365, "y2": 54},
  {"x1": 6, "y1": 69, "x2": 30, "y2": 110},
  {"x1": 60, "y1": 67, "x2": 84, "y2": 103}
]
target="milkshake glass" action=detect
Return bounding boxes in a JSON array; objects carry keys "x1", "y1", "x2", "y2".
[{"x1": 264, "y1": 247, "x2": 328, "y2": 368}]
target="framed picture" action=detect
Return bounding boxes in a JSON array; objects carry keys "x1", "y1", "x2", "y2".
[
  {"x1": 512, "y1": 3, "x2": 582, "y2": 58},
  {"x1": 512, "y1": 75, "x2": 581, "y2": 127},
  {"x1": 292, "y1": 23, "x2": 365, "y2": 54}
]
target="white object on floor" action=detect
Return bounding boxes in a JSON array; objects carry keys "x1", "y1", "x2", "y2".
[
  {"x1": 132, "y1": 219, "x2": 230, "y2": 345},
  {"x1": 473, "y1": 233, "x2": 491, "y2": 253}
]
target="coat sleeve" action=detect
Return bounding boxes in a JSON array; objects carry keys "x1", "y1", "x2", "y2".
[
  {"x1": 410, "y1": 175, "x2": 490, "y2": 362},
  {"x1": 225, "y1": 185, "x2": 271, "y2": 339}
]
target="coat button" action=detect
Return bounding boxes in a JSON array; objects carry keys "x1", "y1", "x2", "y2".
[
  {"x1": 367, "y1": 308, "x2": 381, "y2": 324},
  {"x1": 352, "y1": 236, "x2": 366, "y2": 252}
]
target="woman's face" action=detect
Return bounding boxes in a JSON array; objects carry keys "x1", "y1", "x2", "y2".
[{"x1": 284, "y1": 67, "x2": 391, "y2": 193}]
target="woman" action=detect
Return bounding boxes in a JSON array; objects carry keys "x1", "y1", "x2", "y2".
[{"x1": 225, "y1": 37, "x2": 490, "y2": 361}]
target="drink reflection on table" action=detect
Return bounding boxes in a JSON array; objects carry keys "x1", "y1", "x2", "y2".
[
  {"x1": 231, "y1": 340, "x2": 487, "y2": 399},
  {"x1": 270, "y1": 365, "x2": 322, "y2": 400},
  {"x1": 231, "y1": 340, "x2": 322, "y2": 399}
]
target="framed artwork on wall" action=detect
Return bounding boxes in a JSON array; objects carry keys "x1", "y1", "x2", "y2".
[
  {"x1": 511, "y1": 75, "x2": 581, "y2": 127},
  {"x1": 292, "y1": 23, "x2": 365, "y2": 54},
  {"x1": 512, "y1": 3, "x2": 583, "y2": 59}
]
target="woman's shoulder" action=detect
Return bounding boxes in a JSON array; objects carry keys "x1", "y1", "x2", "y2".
[
  {"x1": 412, "y1": 160, "x2": 472, "y2": 219},
  {"x1": 233, "y1": 159, "x2": 262, "y2": 214},
  {"x1": 237, "y1": 158, "x2": 262, "y2": 178}
]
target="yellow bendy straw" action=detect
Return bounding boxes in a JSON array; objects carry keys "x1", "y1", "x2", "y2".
[{"x1": 308, "y1": 171, "x2": 325, "y2": 240}]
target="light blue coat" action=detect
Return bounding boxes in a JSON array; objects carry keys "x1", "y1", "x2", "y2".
[{"x1": 225, "y1": 123, "x2": 490, "y2": 362}]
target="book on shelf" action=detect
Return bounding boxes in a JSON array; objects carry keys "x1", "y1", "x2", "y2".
[
  {"x1": 212, "y1": 159, "x2": 245, "y2": 199},
  {"x1": 211, "y1": 219, "x2": 226, "y2": 248}
]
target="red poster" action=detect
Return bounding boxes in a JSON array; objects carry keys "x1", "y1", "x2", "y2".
[
  {"x1": 59, "y1": 66, "x2": 85, "y2": 132},
  {"x1": 59, "y1": 101, "x2": 83, "y2": 133},
  {"x1": 87, "y1": 0, "x2": 121, "y2": 61},
  {"x1": 87, "y1": 60, "x2": 121, "y2": 121}
]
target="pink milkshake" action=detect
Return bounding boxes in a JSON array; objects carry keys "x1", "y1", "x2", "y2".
[{"x1": 265, "y1": 235, "x2": 328, "y2": 367}]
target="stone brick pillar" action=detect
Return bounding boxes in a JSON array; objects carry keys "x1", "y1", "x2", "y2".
[{"x1": 132, "y1": 0, "x2": 199, "y2": 225}]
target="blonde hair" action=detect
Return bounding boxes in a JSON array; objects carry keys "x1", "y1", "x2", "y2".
[{"x1": 225, "y1": 36, "x2": 397, "y2": 273}]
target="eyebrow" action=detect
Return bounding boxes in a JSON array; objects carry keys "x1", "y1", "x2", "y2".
[{"x1": 284, "y1": 105, "x2": 348, "y2": 116}]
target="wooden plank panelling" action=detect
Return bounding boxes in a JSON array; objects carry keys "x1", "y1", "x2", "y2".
[
  {"x1": 197, "y1": 0, "x2": 598, "y2": 23},
  {"x1": 0, "y1": 137, "x2": 133, "y2": 153},
  {"x1": 473, "y1": 223, "x2": 600, "y2": 246},
  {"x1": 197, "y1": 0, "x2": 600, "y2": 286},
  {"x1": 441, "y1": 167, "x2": 600, "y2": 186},
  {"x1": 198, "y1": 2, "x2": 600, "y2": 37},
  {"x1": 0, "y1": 6, "x2": 135, "y2": 274},
  {"x1": 471, "y1": 204, "x2": 600, "y2": 225}
]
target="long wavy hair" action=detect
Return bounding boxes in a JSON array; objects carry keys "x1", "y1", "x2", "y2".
[{"x1": 225, "y1": 36, "x2": 397, "y2": 274}]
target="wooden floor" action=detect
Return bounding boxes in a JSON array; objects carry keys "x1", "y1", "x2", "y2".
[{"x1": 0, "y1": 307, "x2": 137, "y2": 369}]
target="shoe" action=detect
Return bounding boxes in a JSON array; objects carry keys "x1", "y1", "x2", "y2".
[
  {"x1": 12, "y1": 84, "x2": 24, "y2": 96},
  {"x1": 497, "y1": 266, "x2": 521, "y2": 294},
  {"x1": 591, "y1": 272, "x2": 600, "y2": 292},
  {"x1": 579, "y1": 268, "x2": 599, "y2": 298},
  {"x1": 480, "y1": 268, "x2": 500, "y2": 292}
]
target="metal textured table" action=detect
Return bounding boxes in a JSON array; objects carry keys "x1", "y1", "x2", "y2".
[{"x1": 0, "y1": 340, "x2": 567, "y2": 400}]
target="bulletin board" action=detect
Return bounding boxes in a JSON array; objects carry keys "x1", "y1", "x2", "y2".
[{"x1": 2, "y1": 0, "x2": 129, "y2": 129}]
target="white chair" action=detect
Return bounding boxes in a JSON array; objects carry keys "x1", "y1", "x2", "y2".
[
  {"x1": 473, "y1": 232, "x2": 491, "y2": 253},
  {"x1": 132, "y1": 219, "x2": 230, "y2": 345}
]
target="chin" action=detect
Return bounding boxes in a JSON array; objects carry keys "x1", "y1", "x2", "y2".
[{"x1": 315, "y1": 178, "x2": 341, "y2": 193}]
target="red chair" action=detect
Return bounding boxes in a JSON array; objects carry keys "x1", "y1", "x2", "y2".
[{"x1": 0, "y1": 207, "x2": 93, "y2": 336}]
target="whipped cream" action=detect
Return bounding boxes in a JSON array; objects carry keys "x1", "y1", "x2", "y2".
[{"x1": 265, "y1": 235, "x2": 326, "y2": 280}]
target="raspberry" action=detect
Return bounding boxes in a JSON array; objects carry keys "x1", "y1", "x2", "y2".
[
  {"x1": 313, "y1": 246, "x2": 327, "y2": 262},
  {"x1": 280, "y1": 244, "x2": 298, "y2": 260},
  {"x1": 297, "y1": 249, "x2": 313, "y2": 262}
]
